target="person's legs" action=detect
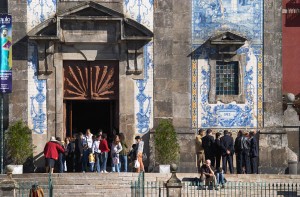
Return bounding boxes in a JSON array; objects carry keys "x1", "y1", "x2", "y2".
[
  {"x1": 251, "y1": 156, "x2": 258, "y2": 174},
  {"x1": 82, "y1": 150, "x2": 88, "y2": 172},
  {"x1": 136, "y1": 152, "x2": 144, "y2": 172},
  {"x1": 236, "y1": 152, "x2": 243, "y2": 174},
  {"x1": 45, "y1": 158, "x2": 50, "y2": 173},
  {"x1": 122, "y1": 155, "x2": 128, "y2": 172},
  {"x1": 228, "y1": 155, "x2": 233, "y2": 174},
  {"x1": 101, "y1": 152, "x2": 108, "y2": 172},
  {"x1": 95, "y1": 153, "x2": 101, "y2": 172},
  {"x1": 49, "y1": 159, "x2": 56, "y2": 174},
  {"x1": 222, "y1": 155, "x2": 227, "y2": 173}
]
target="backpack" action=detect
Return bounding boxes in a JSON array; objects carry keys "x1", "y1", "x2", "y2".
[{"x1": 241, "y1": 137, "x2": 250, "y2": 150}]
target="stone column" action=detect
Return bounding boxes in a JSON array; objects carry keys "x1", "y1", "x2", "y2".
[{"x1": 260, "y1": 0, "x2": 286, "y2": 173}]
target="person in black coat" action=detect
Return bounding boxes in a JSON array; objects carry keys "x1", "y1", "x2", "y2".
[
  {"x1": 74, "y1": 132, "x2": 84, "y2": 172},
  {"x1": 220, "y1": 130, "x2": 234, "y2": 174},
  {"x1": 234, "y1": 130, "x2": 244, "y2": 174},
  {"x1": 249, "y1": 131, "x2": 258, "y2": 174},
  {"x1": 214, "y1": 132, "x2": 222, "y2": 169},
  {"x1": 202, "y1": 129, "x2": 215, "y2": 167}
]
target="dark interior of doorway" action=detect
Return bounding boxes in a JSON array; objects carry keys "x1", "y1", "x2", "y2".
[{"x1": 66, "y1": 100, "x2": 117, "y2": 138}]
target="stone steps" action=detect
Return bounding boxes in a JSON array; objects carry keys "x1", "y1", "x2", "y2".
[{"x1": 1, "y1": 173, "x2": 300, "y2": 196}]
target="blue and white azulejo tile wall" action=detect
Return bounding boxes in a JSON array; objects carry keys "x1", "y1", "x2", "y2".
[
  {"x1": 27, "y1": 0, "x2": 57, "y2": 134},
  {"x1": 124, "y1": 0, "x2": 154, "y2": 134},
  {"x1": 192, "y1": 0, "x2": 263, "y2": 129}
]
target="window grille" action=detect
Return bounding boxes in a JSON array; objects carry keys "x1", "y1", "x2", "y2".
[{"x1": 216, "y1": 61, "x2": 239, "y2": 95}]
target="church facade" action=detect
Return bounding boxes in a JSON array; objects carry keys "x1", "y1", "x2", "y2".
[{"x1": 7, "y1": 0, "x2": 289, "y2": 173}]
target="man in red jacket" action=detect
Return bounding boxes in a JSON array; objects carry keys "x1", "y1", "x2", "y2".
[{"x1": 44, "y1": 136, "x2": 65, "y2": 173}]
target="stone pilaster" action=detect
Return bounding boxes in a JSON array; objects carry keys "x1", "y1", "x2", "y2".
[
  {"x1": 153, "y1": 0, "x2": 195, "y2": 172},
  {"x1": 260, "y1": 0, "x2": 286, "y2": 173}
]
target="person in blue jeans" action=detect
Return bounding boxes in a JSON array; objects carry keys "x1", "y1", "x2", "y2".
[
  {"x1": 119, "y1": 133, "x2": 128, "y2": 172},
  {"x1": 215, "y1": 167, "x2": 226, "y2": 188},
  {"x1": 99, "y1": 133, "x2": 110, "y2": 173},
  {"x1": 92, "y1": 135, "x2": 102, "y2": 172},
  {"x1": 111, "y1": 135, "x2": 122, "y2": 173}
]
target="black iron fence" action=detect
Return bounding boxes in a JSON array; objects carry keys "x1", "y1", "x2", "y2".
[{"x1": 131, "y1": 175, "x2": 300, "y2": 197}]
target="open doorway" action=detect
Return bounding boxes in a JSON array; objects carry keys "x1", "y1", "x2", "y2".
[{"x1": 65, "y1": 100, "x2": 118, "y2": 138}]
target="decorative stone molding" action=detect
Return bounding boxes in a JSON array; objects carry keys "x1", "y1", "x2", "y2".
[
  {"x1": 208, "y1": 32, "x2": 247, "y2": 104},
  {"x1": 27, "y1": 1, "x2": 153, "y2": 77}
]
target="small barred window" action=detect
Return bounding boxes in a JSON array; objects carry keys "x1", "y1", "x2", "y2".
[{"x1": 216, "y1": 61, "x2": 239, "y2": 95}]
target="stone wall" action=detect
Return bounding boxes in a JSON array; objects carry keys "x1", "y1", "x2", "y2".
[
  {"x1": 153, "y1": 0, "x2": 194, "y2": 172},
  {"x1": 8, "y1": 0, "x2": 28, "y2": 124},
  {"x1": 259, "y1": 0, "x2": 286, "y2": 173}
]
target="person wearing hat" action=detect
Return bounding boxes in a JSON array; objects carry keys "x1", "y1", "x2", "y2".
[
  {"x1": 135, "y1": 136, "x2": 144, "y2": 172},
  {"x1": 44, "y1": 136, "x2": 65, "y2": 173}
]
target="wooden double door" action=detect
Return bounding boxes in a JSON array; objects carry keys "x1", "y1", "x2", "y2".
[{"x1": 63, "y1": 60, "x2": 119, "y2": 137}]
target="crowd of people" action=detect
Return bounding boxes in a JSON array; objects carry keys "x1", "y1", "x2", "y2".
[
  {"x1": 196, "y1": 129, "x2": 259, "y2": 176},
  {"x1": 43, "y1": 129, "x2": 145, "y2": 173}
]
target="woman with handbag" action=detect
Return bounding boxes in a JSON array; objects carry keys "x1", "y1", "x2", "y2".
[{"x1": 111, "y1": 135, "x2": 123, "y2": 173}]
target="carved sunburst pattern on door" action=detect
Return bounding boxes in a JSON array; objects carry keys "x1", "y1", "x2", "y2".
[
  {"x1": 64, "y1": 61, "x2": 118, "y2": 100},
  {"x1": 64, "y1": 64, "x2": 89, "y2": 99},
  {"x1": 91, "y1": 65, "x2": 116, "y2": 99}
]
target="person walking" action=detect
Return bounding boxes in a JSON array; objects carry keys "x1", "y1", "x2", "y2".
[
  {"x1": 135, "y1": 136, "x2": 144, "y2": 172},
  {"x1": 99, "y1": 133, "x2": 110, "y2": 173},
  {"x1": 249, "y1": 131, "x2": 258, "y2": 174},
  {"x1": 119, "y1": 133, "x2": 128, "y2": 172},
  {"x1": 111, "y1": 135, "x2": 123, "y2": 173},
  {"x1": 220, "y1": 130, "x2": 234, "y2": 174},
  {"x1": 202, "y1": 129, "x2": 215, "y2": 167},
  {"x1": 195, "y1": 129, "x2": 205, "y2": 173},
  {"x1": 44, "y1": 136, "x2": 65, "y2": 174}
]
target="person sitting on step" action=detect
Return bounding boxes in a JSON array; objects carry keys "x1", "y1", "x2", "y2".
[{"x1": 200, "y1": 159, "x2": 218, "y2": 190}]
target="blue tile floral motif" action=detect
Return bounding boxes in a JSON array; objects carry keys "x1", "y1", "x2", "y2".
[
  {"x1": 27, "y1": 0, "x2": 57, "y2": 31},
  {"x1": 27, "y1": 0, "x2": 57, "y2": 134},
  {"x1": 125, "y1": 0, "x2": 153, "y2": 134},
  {"x1": 192, "y1": 0, "x2": 263, "y2": 128},
  {"x1": 28, "y1": 43, "x2": 47, "y2": 134}
]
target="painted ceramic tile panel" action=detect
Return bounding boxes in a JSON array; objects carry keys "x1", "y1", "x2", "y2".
[
  {"x1": 124, "y1": 0, "x2": 154, "y2": 134},
  {"x1": 192, "y1": 0, "x2": 263, "y2": 129},
  {"x1": 27, "y1": 0, "x2": 56, "y2": 134}
]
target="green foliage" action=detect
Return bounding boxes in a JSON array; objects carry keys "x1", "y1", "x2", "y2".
[
  {"x1": 5, "y1": 120, "x2": 35, "y2": 165},
  {"x1": 154, "y1": 119, "x2": 180, "y2": 165}
]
